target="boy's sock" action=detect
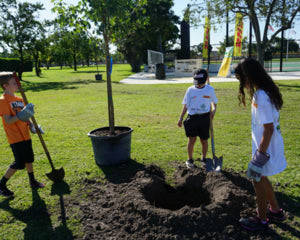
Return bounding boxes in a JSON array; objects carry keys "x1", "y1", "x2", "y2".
[
  {"x1": 28, "y1": 172, "x2": 35, "y2": 183},
  {"x1": 28, "y1": 172, "x2": 45, "y2": 188},
  {"x1": 0, "y1": 176, "x2": 9, "y2": 187}
]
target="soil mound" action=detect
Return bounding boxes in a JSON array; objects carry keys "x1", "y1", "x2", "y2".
[{"x1": 66, "y1": 163, "x2": 294, "y2": 240}]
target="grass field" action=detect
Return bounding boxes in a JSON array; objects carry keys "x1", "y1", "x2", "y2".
[{"x1": 0, "y1": 64, "x2": 299, "y2": 239}]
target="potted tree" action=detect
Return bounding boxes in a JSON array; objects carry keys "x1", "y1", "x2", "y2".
[
  {"x1": 94, "y1": 57, "x2": 102, "y2": 81},
  {"x1": 82, "y1": 0, "x2": 136, "y2": 165},
  {"x1": 52, "y1": 0, "x2": 146, "y2": 165},
  {"x1": 92, "y1": 39, "x2": 104, "y2": 80}
]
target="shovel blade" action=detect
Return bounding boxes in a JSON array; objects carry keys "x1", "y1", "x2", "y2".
[
  {"x1": 205, "y1": 158, "x2": 214, "y2": 172},
  {"x1": 46, "y1": 167, "x2": 65, "y2": 182},
  {"x1": 214, "y1": 156, "x2": 223, "y2": 172}
]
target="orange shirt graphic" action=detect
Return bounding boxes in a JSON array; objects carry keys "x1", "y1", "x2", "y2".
[{"x1": 0, "y1": 93, "x2": 31, "y2": 144}]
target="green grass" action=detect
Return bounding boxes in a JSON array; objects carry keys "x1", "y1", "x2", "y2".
[{"x1": 0, "y1": 64, "x2": 299, "y2": 239}]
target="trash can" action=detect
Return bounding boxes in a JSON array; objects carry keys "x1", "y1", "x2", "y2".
[
  {"x1": 144, "y1": 64, "x2": 149, "y2": 72},
  {"x1": 155, "y1": 63, "x2": 165, "y2": 80}
]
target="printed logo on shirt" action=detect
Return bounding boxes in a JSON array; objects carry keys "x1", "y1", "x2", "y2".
[
  {"x1": 203, "y1": 95, "x2": 210, "y2": 99},
  {"x1": 252, "y1": 101, "x2": 258, "y2": 108},
  {"x1": 10, "y1": 101, "x2": 24, "y2": 114},
  {"x1": 276, "y1": 117, "x2": 281, "y2": 133}
]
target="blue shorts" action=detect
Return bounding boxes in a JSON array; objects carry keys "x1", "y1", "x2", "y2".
[
  {"x1": 183, "y1": 113, "x2": 210, "y2": 139},
  {"x1": 10, "y1": 140, "x2": 34, "y2": 169}
]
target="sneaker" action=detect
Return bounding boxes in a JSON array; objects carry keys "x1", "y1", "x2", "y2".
[
  {"x1": 256, "y1": 207, "x2": 285, "y2": 222},
  {"x1": 30, "y1": 181, "x2": 45, "y2": 188},
  {"x1": 0, "y1": 185, "x2": 14, "y2": 197},
  {"x1": 200, "y1": 158, "x2": 206, "y2": 167},
  {"x1": 267, "y1": 208, "x2": 285, "y2": 221},
  {"x1": 186, "y1": 159, "x2": 195, "y2": 168},
  {"x1": 239, "y1": 216, "x2": 269, "y2": 231}
]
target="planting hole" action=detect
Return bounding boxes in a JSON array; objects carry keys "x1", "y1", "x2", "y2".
[{"x1": 141, "y1": 172, "x2": 211, "y2": 211}]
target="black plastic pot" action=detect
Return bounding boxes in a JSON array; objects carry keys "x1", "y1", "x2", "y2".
[
  {"x1": 95, "y1": 74, "x2": 102, "y2": 80},
  {"x1": 88, "y1": 126, "x2": 133, "y2": 166}
]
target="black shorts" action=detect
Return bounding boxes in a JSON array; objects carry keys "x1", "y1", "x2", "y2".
[
  {"x1": 10, "y1": 140, "x2": 34, "y2": 169},
  {"x1": 183, "y1": 113, "x2": 210, "y2": 139}
]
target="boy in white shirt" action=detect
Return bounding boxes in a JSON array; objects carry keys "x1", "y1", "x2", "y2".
[{"x1": 178, "y1": 69, "x2": 218, "y2": 168}]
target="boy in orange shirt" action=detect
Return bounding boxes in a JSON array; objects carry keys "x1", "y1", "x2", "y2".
[{"x1": 0, "y1": 72, "x2": 44, "y2": 197}]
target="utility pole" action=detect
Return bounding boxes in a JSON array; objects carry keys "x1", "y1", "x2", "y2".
[
  {"x1": 249, "y1": 21, "x2": 252, "y2": 58},
  {"x1": 226, "y1": 10, "x2": 229, "y2": 47},
  {"x1": 280, "y1": 0, "x2": 286, "y2": 72},
  {"x1": 280, "y1": 30, "x2": 284, "y2": 72}
]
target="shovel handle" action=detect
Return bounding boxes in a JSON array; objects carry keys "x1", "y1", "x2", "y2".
[
  {"x1": 13, "y1": 72, "x2": 55, "y2": 170},
  {"x1": 210, "y1": 115, "x2": 216, "y2": 157}
]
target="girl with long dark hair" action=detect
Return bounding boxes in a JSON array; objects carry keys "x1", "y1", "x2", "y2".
[{"x1": 235, "y1": 58, "x2": 286, "y2": 231}]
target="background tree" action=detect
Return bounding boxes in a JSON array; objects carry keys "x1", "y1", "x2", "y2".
[
  {"x1": 47, "y1": 30, "x2": 73, "y2": 69},
  {"x1": 217, "y1": 35, "x2": 248, "y2": 55},
  {"x1": 111, "y1": 51, "x2": 125, "y2": 64},
  {"x1": 270, "y1": 37, "x2": 299, "y2": 53},
  {"x1": 113, "y1": 0, "x2": 179, "y2": 72},
  {"x1": 28, "y1": 22, "x2": 49, "y2": 76},
  {"x1": 188, "y1": 0, "x2": 300, "y2": 64},
  {"x1": 0, "y1": 0, "x2": 44, "y2": 78},
  {"x1": 81, "y1": 36, "x2": 105, "y2": 67},
  {"x1": 190, "y1": 43, "x2": 213, "y2": 58},
  {"x1": 30, "y1": 37, "x2": 48, "y2": 76},
  {"x1": 67, "y1": 31, "x2": 87, "y2": 71},
  {"x1": 52, "y1": 0, "x2": 147, "y2": 134}
]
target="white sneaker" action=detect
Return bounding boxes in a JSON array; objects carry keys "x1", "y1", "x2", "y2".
[{"x1": 186, "y1": 159, "x2": 195, "y2": 168}]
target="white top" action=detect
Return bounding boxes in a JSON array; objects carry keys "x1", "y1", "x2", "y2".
[
  {"x1": 251, "y1": 89, "x2": 287, "y2": 176},
  {"x1": 182, "y1": 85, "x2": 218, "y2": 115}
]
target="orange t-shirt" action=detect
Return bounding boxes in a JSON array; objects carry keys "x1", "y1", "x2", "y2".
[{"x1": 0, "y1": 93, "x2": 31, "y2": 144}]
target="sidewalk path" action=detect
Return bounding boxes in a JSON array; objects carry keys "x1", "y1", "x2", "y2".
[{"x1": 120, "y1": 71, "x2": 300, "y2": 84}]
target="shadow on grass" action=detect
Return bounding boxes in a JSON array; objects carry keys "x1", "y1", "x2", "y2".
[
  {"x1": 273, "y1": 191, "x2": 300, "y2": 239},
  {"x1": 277, "y1": 83, "x2": 300, "y2": 90},
  {"x1": 50, "y1": 180, "x2": 74, "y2": 240},
  {"x1": 20, "y1": 79, "x2": 105, "y2": 92},
  {"x1": 70, "y1": 70, "x2": 105, "y2": 74},
  {"x1": 0, "y1": 185, "x2": 74, "y2": 240},
  {"x1": 98, "y1": 159, "x2": 146, "y2": 184}
]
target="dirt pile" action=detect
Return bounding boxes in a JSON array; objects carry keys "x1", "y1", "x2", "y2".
[{"x1": 66, "y1": 162, "x2": 296, "y2": 240}]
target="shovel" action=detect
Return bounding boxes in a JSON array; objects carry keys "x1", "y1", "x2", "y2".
[
  {"x1": 13, "y1": 72, "x2": 65, "y2": 182},
  {"x1": 208, "y1": 117, "x2": 223, "y2": 172},
  {"x1": 197, "y1": 116, "x2": 223, "y2": 172}
]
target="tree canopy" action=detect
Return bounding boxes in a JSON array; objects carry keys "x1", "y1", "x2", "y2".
[
  {"x1": 0, "y1": 0, "x2": 45, "y2": 78},
  {"x1": 112, "y1": 0, "x2": 179, "y2": 72}
]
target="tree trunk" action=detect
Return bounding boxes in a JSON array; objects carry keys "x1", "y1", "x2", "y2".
[
  {"x1": 250, "y1": 14, "x2": 265, "y2": 65},
  {"x1": 34, "y1": 53, "x2": 40, "y2": 77},
  {"x1": 130, "y1": 60, "x2": 141, "y2": 73},
  {"x1": 256, "y1": 42, "x2": 265, "y2": 65},
  {"x1": 103, "y1": 28, "x2": 115, "y2": 135},
  {"x1": 126, "y1": 54, "x2": 141, "y2": 73},
  {"x1": 18, "y1": 49, "x2": 24, "y2": 80},
  {"x1": 73, "y1": 52, "x2": 77, "y2": 71}
]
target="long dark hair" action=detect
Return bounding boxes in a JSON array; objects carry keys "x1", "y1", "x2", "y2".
[{"x1": 234, "y1": 58, "x2": 283, "y2": 110}]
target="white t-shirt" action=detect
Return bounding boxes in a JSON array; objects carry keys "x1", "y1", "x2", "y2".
[
  {"x1": 251, "y1": 89, "x2": 287, "y2": 176},
  {"x1": 182, "y1": 85, "x2": 218, "y2": 115}
]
